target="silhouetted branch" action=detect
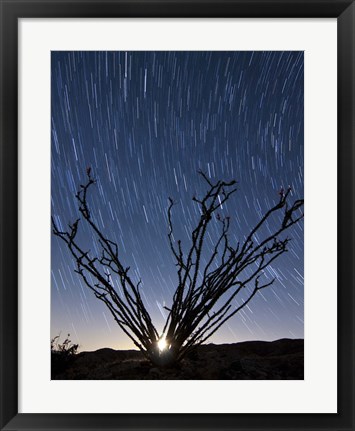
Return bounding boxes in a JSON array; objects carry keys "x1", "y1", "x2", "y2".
[
  {"x1": 161, "y1": 174, "x2": 303, "y2": 362},
  {"x1": 52, "y1": 170, "x2": 159, "y2": 359}
]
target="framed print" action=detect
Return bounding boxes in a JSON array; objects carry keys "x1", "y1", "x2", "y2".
[{"x1": 0, "y1": 1, "x2": 354, "y2": 430}]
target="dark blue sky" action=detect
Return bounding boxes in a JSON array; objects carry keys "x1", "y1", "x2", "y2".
[{"x1": 51, "y1": 51, "x2": 304, "y2": 352}]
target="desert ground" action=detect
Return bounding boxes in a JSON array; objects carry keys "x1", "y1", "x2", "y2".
[{"x1": 52, "y1": 338, "x2": 303, "y2": 380}]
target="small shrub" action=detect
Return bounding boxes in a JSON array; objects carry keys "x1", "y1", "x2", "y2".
[{"x1": 51, "y1": 333, "x2": 79, "y2": 379}]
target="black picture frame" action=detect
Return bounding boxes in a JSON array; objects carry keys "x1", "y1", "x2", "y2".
[{"x1": 1, "y1": 1, "x2": 354, "y2": 430}]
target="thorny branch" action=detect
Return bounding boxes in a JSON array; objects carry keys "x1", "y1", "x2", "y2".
[
  {"x1": 52, "y1": 170, "x2": 159, "y2": 362},
  {"x1": 163, "y1": 171, "x2": 303, "y2": 360}
]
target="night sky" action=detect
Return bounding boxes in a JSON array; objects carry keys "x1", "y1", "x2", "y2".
[{"x1": 51, "y1": 51, "x2": 304, "y2": 352}]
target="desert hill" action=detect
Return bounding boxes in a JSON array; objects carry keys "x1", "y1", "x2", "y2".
[{"x1": 52, "y1": 338, "x2": 303, "y2": 380}]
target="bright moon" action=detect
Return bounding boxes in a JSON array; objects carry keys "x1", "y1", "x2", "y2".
[{"x1": 158, "y1": 338, "x2": 167, "y2": 352}]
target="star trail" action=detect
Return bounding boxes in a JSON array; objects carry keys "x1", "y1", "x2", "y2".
[{"x1": 51, "y1": 51, "x2": 304, "y2": 352}]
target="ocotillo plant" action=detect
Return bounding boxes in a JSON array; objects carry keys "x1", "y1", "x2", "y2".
[{"x1": 52, "y1": 170, "x2": 303, "y2": 367}]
